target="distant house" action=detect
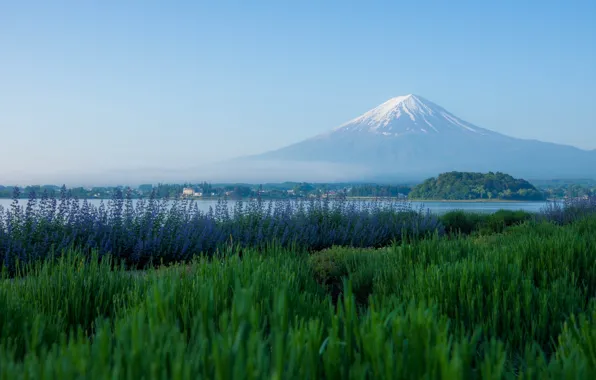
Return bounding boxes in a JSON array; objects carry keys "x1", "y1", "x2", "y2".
[
  {"x1": 194, "y1": 192, "x2": 203, "y2": 197},
  {"x1": 182, "y1": 188, "x2": 194, "y2": 196}
]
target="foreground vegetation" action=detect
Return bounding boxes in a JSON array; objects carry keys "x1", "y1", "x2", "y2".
[
  {"x1": 1, "y1": 215, "x2": 596, "y2": 378},
  {"x1": 0, "y1": 188, "x2": 441, "y2": 272},
  {"x1": 2, "y1": 191, "x2": 596, "y2": 378}
]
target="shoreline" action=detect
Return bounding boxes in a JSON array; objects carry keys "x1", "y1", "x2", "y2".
[
  {"x1": 406, "y1": 199, "x2": 549, "y2": 203},
  {"x1": 346, "y1": 197, "x2": 549, "y2": 203},
  {"x1": 0, "y1": 196, "x2": 556, "y2": 203}
]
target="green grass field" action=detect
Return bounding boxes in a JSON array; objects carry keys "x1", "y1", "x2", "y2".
[{"x1": 2, "y1": 215, "x2": 596, "y2": 379}]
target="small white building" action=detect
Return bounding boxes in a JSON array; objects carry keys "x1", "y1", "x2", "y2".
[{"x1": 182, "y1": 188, "x2": 194, "y2": 196}]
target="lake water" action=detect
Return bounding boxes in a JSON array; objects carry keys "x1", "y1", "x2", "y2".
[{"x1": 0, "y1": 198, "x2": 551, "y2": 215}]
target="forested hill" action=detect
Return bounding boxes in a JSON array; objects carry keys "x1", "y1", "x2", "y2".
[{"x1": 408, "y1": 171, "x2": 545, "y2": 201}]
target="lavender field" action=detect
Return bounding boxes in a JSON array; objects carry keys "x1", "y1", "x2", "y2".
[
  {"x1": 0, "y1": 186, "x2": 589, "y2": 271},
  {"x1": 0, "y1": 197, "x2": 550, "y2": 215},
  {"x1": 0, "y1": 187, "x2": 445, "y2": 271}
]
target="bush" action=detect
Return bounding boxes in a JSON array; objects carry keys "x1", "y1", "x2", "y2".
[
  {"x1": 440, "y1": 210, "x2": 487, "y2": 235},
  {"x1": 309, "y1": 246, "x2": 387, "y2": 305},
  {"x1": 481, "y1": 210, "x2": 534, "y2": 234},
  {"x1": 441, "y1": 209, "x2": 534, "y2": 236}
]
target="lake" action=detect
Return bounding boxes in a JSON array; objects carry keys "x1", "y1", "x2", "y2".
[{"x1": 0, "y1": 198, "x2": 551, "y2": 215}]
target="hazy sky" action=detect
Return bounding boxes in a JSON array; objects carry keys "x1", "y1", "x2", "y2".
[{"x1": 1, "y1": 0, "x2": 595, "y2": 184}]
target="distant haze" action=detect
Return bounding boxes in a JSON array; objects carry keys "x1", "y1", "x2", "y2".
[{"x1": 1, "y1": 1, "x2": 594, "y2": 185}]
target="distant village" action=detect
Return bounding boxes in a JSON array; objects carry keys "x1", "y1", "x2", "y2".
[
  {"x1": 1, "y1": 179, "x2": 594, "y2": 201},
  {"x1": 180, "y1": 185, "x2": 352, "y2": 199},
  {"x1": 0, "y1": 182, "x2": 411, "y2": 200}
]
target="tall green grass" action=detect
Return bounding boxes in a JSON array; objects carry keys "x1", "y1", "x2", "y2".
[
  {"x1": 1, "y1": 216, "x2": 596, "y2": 378},
  {"x1": 440, "y1": 209, "x2": 535, "y2": 236}
]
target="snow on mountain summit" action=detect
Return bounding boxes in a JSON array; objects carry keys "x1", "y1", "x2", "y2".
[
  {"x1": 332, "y1": 94, "x2": 494, "y2": 137},
  {"x1": 341, "y1": 94, "x2": 432, "y2": 128}
]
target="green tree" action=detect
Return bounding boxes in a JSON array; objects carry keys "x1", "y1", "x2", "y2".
[
  {"x1": 409, "y1": 171, "x2": 544, "y2": 201},
  {"x1": 473, "y1": 185, "x2": 485, "y2": 199}
]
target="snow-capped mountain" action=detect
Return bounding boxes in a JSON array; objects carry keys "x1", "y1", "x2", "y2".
[
  {"x1": 331, "y1": 94, "x2": 496, "y2": 137},
  {"x1": 232, "y1": 95, "x2": 596, "y2": 182}
]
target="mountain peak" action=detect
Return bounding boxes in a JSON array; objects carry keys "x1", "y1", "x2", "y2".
[{"x1": 333, "y1": 94, "x2": 492, "y2": 137}]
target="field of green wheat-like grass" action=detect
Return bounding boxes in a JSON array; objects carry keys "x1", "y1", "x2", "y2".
[{"x1": 2, "y1": 214, "x2": 596, "y2": 379}]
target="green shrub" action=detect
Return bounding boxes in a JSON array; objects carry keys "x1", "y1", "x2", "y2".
[
  {"x1": 441, "y1": 209, "x2": 535, "y2": 236},
  {"x1": 440, "y1": 210, "x2": 487, "y2": 235},
  {"x1": 309, "y1": 246, "x2": 387, "y2": 306},
  {"x1": 481, "y1": 210, "x2": 534, "y2": 234}
]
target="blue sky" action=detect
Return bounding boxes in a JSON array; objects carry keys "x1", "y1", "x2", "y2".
[{"x1": 1, "y1": 0, "x2": 595, "y2": 183}]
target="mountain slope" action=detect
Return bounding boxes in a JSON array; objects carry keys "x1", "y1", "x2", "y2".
[{"x1": 239, "y1": 95, "x2": 596, "y2": 181}]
